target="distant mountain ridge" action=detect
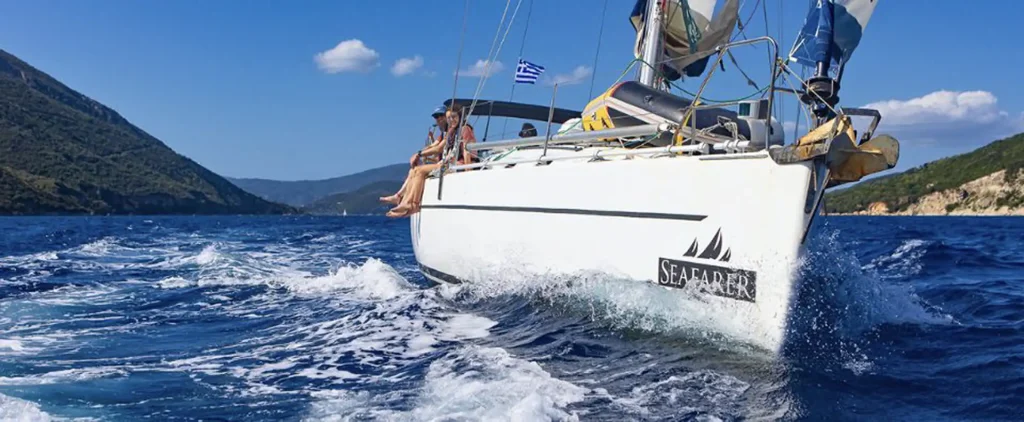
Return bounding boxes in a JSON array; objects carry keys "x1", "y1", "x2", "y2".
[
  {"x1": 227, "y1": 163, "x2": 409, "y2": 206},
  {"x1": 302, "y1": 180, "x2": 403, "y2": 215},
  {"x1": 0, "y1": 49, "x2": 294, "y2": 215},
  {"x1": 825, "y1": 132, "x2": 1024, "y2": 215}
]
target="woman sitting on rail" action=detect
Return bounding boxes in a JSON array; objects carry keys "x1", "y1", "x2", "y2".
[{"x1": 384, "y1": 107, "x2": 476, "y2": 218}]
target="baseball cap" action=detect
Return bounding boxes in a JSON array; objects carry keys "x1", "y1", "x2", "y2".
[{"x1": 431, "y1": 105, "x2": 447, "y2": 117}]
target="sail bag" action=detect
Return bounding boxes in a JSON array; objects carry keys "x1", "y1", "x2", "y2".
[{"x1": 629, "y1": 0, "x2": 740, "y2": 81}]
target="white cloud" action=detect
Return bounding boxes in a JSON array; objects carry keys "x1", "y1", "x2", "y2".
[
  {"x1": 391, "y1": 55, "x2": 424, "y2": 77},
  {"x1": 863, "y1": 90, "x2": 1009, "y2": 127},
  {"x1": 457, "y1": 60, "x2": 504, "y2": 78},
  {"x1": 545, "y1": 66, "x2": 593, "y2": 86},
  {"x1": 314, "y1": 39, "x2": 379, "y2": 73},
  {"x1": 860, "y1": 90, "x2": 1024, "y2": 146}
]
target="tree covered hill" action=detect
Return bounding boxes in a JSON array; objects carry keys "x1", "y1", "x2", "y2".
[
  {"x1": 0, "y1": 49, "x2": 294, "y2": 215},
  {"x1": 825, "y1": 132, "x2": 1024, "y2": 214}
]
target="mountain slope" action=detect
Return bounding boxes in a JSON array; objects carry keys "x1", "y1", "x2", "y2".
[
  {"x1": 0, "y1": 49, "x2": 294, "y2": 215},
  {"x1": 825, "y1": 132, "x2": 1024, "y2": 214},
  {"x1": 302, "y1": 180, "x2": 403, "y2": 215},
  {"x1": 228, "y1": 163, "x2": 409, "y2": 206}
]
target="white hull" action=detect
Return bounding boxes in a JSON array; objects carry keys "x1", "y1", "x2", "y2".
[{"x1": 411, "y1": 146, "x2": 824, "y2": 354}]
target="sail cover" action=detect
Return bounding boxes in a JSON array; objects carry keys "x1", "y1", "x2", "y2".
[
  {"x1": 630, "y1": 0, "x2": 740, "y2": 81},
  {"x1": 789, "y1": 0, "x2": 878, "y2": 73}
]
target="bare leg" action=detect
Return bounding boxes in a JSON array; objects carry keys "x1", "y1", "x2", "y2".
[
  {"x1": 387, "y1": 164, "x2": 437, "y2": 217},
  {"x1": 380, "y1": 168, "x2": 417, "y2": 204}
]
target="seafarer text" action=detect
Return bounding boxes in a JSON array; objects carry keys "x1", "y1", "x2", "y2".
[{"x1": 657, "y1": 257, "x2": 757, "y2": 303}]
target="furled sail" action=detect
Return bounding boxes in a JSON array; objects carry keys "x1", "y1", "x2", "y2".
[
  {"x1": 630, "y1": 0, "x2": 740, "y2": 81},
  {"x1": 788, "y1": 0, "x2": 878, "y2": 74}
]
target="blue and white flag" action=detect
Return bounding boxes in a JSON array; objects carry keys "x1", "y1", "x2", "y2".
[{"x1": 514, "y1": 59, "x2": 545, "y2": 84}]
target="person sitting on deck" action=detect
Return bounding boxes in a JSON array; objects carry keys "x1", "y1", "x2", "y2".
[
  {"x1": 379, "y1": 106, "x2": 449, "y2": 205},
  {"x1": 417, "y1": 105, "x2": 450, "y2": 165},
  {"x1": 384, "y1": 107, "x2": 477, "y2": 217}
]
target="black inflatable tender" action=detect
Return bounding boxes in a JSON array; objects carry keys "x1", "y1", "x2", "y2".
[{"x1": 583, "y1": 81, "x2": 756, "y2": 147}]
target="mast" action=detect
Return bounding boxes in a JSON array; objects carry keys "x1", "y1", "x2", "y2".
[{"x1": 637, "y1": 0, "x2": 663, "y2": 87}]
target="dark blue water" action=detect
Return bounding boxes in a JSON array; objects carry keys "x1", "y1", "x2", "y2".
[{"x1": 0, "y1": 216, "x2": 1020, "y2": 421}]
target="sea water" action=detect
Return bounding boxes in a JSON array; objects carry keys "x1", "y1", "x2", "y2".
[{"x1": 0, "y1": 215, "x2": 1019, "y2": 421}]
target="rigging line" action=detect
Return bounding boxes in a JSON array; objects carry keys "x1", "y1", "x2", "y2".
[
  {"x1": 517, "y1": 0, "x2": 535, "y2": 57},
  {"x1": 776, "y1": 0, "x2": 784, "y2": 126},
  {"x1": 501, "y1": 0, "x2": 534, "y2": 140},
  {"x1": 444, "y1": 0, "x2": 512, "y2": 165},
  {"x1": 725, "y1": 0, "x2": 766, "y2": 91},
  {"x1": 453, "y1": 0, "x2": 524, "y2": 165},
  {"x1": 792, "y1": 65, "x2": 806, "y2": 143},
  {"x1": 450, "y1": 0, "x2": 471, "y2": 108},
  {"x1": 459, "y1": 0, "x2": 513, "y2": 125},
  {"x1": 779, "y1": 61, "x2": 836, "y2": 118},
  {"x1": 588, "y1": 0, "x2": 610, "y2": 100},
  {"x1": 633, "y1": 57, "x2": 766, "y2": 103},
  {"x1": 468, "y1": 0, "x2": 523, "y2": 112},
  {"x1": 473, "y1": 0, "x2": 515, "y2": 98},
  {"x1": 730, "y1": 0, "x2": 764, "y2": 56},
  {"x1": 760, "y1": 0, "x2": 774, "y2": 118}
]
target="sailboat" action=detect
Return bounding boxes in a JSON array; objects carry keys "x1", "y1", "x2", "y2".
[{"x1": 409, "y1": 0, "x2": 898, "y2": 354}]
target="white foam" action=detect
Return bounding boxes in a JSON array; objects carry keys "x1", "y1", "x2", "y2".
[
  {"x1": 193, "y1": 245, "x2": 220, "y2": 266},
  {"x1": 295, "y1": 367, "x2": 359, "y2": 382},
  {"x1": 249, "y1": 360, "x2": 298, "y2": 377},
  {"x1": 597, "y1": 370, "x2": 749, "y2": 418},
  {"x1": 439, "y1": 265, "x2": 762, "y2": 349},
  {"x1": 30, "y1": 284, "x2": 126, "y2": 308},
  {"x1": 76, "y1": 237, "x2": 119, "y2": 256},
  {"x1": 0, "y1": 366, "x2": 127, "y2": 386},
  {"x1": 0, "y1": 393, "x2": 53, "y2": 422},
  {"x1": 437, "y1": 314, "x2": 498, "y2": 341},
  {"x1": 138, "y1": 255, "x2": 507, "y2": 403},
  {"x1": 306, "y1": 346, "x2": 587, "y2": 422},
  {"x1": 277, "y1": 258, "x2": 412, "y2": 300},
  {"x1": 802, "y1": 229, "x2": 952, "y2": 331},
  {"x1": 156, "y1": 276, "x2": 192, "y2": 289},
  {"x1": 0, "y1": 339, "x2": 25, "y2": 352},
  {"x1": 864, "y1": 239, "x2": 928, "y2": 278},
  {"x1": 3, "y1": 228, "x2": 583, "y2": 421}
]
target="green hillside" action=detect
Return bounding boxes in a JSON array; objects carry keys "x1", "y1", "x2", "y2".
[
  {"x1": 302, "y1": 180, "x2": 403, "y2": 215},
  {"x1": 825, "y1": 132, "x2": 1024, "y2": 213},
  {"x1": 228, "y1": 163, "x2": 408, "y2": 207},
  {"x1": 0, "y1": 49, "x2": 294, "y2": 215}
]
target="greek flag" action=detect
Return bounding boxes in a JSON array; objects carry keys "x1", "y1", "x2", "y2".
[{"x1": 514, "y1": 59, "x2": 545, "y2": 84}]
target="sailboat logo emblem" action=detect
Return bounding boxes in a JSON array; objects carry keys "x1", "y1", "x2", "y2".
[
  {"x1": 682, "y1": 228, "x2": 731, "y2": 262},
  {"x1": 657, "y1": 229, "x2": 757, "y2": 303}
]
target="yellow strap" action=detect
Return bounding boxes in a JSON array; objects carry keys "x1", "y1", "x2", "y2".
[{"x1": 674, "y1": 99, "x2": 701, "y2": 146}]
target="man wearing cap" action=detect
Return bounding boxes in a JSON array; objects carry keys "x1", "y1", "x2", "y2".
[
  {"x1": 380, "y1": 105, "x2": 449, "y2": 205},
  {"x1": 410, "y1": 105, "x2": 449, "y2": 167}
]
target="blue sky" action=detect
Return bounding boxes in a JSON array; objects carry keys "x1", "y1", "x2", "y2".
[{"x1": 2, "y1": 0, "x2": 1023, "y2": 181}]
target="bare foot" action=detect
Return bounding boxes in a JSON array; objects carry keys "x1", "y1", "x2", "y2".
[
  {"x1": 379, "y1": 194, "x2": 401, "y2": 204},
  {"x1": 387, "y1": 204, "x2": 412, "y2": 217}
]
